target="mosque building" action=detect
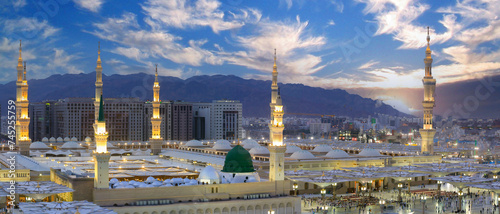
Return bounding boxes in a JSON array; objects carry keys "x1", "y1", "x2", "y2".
[{"x1": 1, "y1": 35, "x2": 477, "y2": 214}]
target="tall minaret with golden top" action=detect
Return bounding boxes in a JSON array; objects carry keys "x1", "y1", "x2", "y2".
[
  {"x1": 420, "y1": 27, "x2": 436, "y2": 155},
  {"x1": 150, "y1": 64, "x2": 163, "y2": 155},
  {"x1": 92, "y1": 42, "x2": 103, "y2": 151},
  {"x1": 269, "y1": 50, "x2": 286, "y2": 182},
  {"x1": 93, "y1": 94, "x2": 110, "y2": 189},
  {"x1": 95, "y1": 42, "x2": 103, "y2": 123},
  {"x1": 269, "y1": 49, "x2": 279, "y2": 141},
  {"x1": 16, "y1": 41, "x2": 31, "y2": 156}
]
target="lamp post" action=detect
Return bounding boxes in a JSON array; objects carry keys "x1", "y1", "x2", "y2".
[
  {"x1": 293, "y1": 183, "x2": 298, "y2": 196},
  {"x1": 332, "y1": 183, "x2": 337, "y2": 200},
  {"x1": 267, "y1": 208, "x2": 275, "y2": 214},
  {"x1": 397, "y1": 183, "x2": 403, "y2": 202},
  {"x1": 361, "y1": 185, "x2": 367, "y2": 198},
  {"x1": 457, "y1": 190, "x2": 463, "y2": 212},
  {"x1": 407, "y1": 177, "x2": 412, "y2": 194},
  {"x1": 379, "y1": 199, "x2": 386, "y2": 213},
  {"x1": 494, "y1": 175, "x2": 498, "y2": 181},
  {"x1": 421, "y1": 195, "x2": 427, "y2": 214},
  {"x1": 437, "y1": 181, "x2": 442, "y2": 197},
  {"x1": 321, "y1": 188, "x2": 326, "y2": 200}
]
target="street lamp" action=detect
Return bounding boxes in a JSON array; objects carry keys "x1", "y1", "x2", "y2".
[
  {"x1": 397, "y1": 183, "x2": 403, "y2": 202},
  {"x1": 332, "y1": 183, "x2": 337, "y2": 200},
  {"x1": 421, "y1": 195, "x2": 427, "y2": 214},
  {"x1": 407, "y1": 177, "x2": 412, "y2": 194},
  {"x1": 457, "y1": 191, "x2": 464, "y2": 212},
  {"x1": 267, "y1": 208, "x2": 275, "y2": 214},
  {"x1": 321, "y1": 188, "x2": 326, "y2": 200},
  {"x1": 379, "y1": 199, "x2": 386, "y2": 213},
  {"x1": 293, "y1": 183, "x2": 298, "y2": 196},
  {"x1": 361, "y1": 186, "x2": 367, "y2": 197},
  {"x1": 494, "y1": 175, "x2": 498, "y2": 181}
]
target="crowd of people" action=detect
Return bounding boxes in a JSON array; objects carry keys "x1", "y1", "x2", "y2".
[{"x1": 300, "y1": 188, "x2": 500, "y2": 214}]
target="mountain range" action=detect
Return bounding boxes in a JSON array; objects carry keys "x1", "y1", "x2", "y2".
[{"x1": 0, "y1": 72, "x2": 409, "y2": 118}]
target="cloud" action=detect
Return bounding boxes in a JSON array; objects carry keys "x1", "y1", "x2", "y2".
[
  {"x1": 356, "y1": 0, "x2": 459, "y2": 49},
  {"x1": 222, "y1": 15, "x2": 327, "y2": 75},
  {"x1": 73, "y1": 0, "x2": 104, "y2": 13},
  {"x1": 327, "y1": 20, "x2": 335, "y2": 26},
  {"x1": 90, "y1": 12, "x2": 222, "y2": 67},
  {"x1": 45, "y1": 48, "x2": 84, "y2": 75},
  {"x1": 12, "y1": 0, "x2": 27, "y2": 9},
  {"x1": 358, "y1": 60, "x2": 379, "y2": 70},
  {"x1": 2, "y1": 17, "x2": 60, "y2": 39},
  {"x1": 142, "y1": 0, "x2": 261, "y2": 33}
]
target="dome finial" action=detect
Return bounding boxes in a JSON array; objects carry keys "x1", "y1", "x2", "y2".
[
  {"x1": 426, "y1": 26, "x2": 430, "y2": 44},
  {"x1": 23, "y1": 61, "x2": 27, "y2": 81},
  {"x1": 18, "y1": 40, "x2": 23, "y2": 67},
  {"x1": 273, "y1": 48, "x2": 277, "y2": 68},
  {"x1": 154, "y1": 64, "x2": 158, "y2": 82}
]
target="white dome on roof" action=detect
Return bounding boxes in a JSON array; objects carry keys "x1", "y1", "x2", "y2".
[
  {"x1": 198, "y1": 165, "x2": 220, "y2": 184},
  {"x1": 249, "y1": 146, "x2": 270, "y2": 155},
  {"x1": 42, "y1": 137, "x2": 49, "y2": 142},
  {"x1": 107, "y1": 142, "x2": 117, "y2": 149},
  {"x1": 312, "y1": 145, "x2": 333, "y2": 153},
  {"x1": 358, "y1": 148, "x2": 383, "y2": 157},
  {"x1": 30, "y1": 142, "x2": 50, "y2": 149},
  {"x1": 242, "y1": 139, "x2": 259, "y2": 149},
  {"x1": 56, "y1": 137, "x2": 63, "y2": 142},
  {"x1": 285, "y1": 145, "x2": 302, "y2": 153},
  {"x1": 85, "y1": 137, "x2": 92, "y2": 142},
  {"x1": 49, "y1": 137, "x2": 56, "y2": 142},
  {"x1": 185, "y1": 140, "x2": 203, "y2": 147},
  {"x1": 242, "y1": 139, "x2": 258, "y2": 145},
  {"x1": 290, "y1": 150, "x2": 316, "y2": 160},
  {"x1": 212, "y1": 140, "x2": 232, "y2": 150},
  {"x1": 109, "y1": 178, "x2": 119, "y2": 184},
  {"x1": 63, "y1": 137, "x2": 70, "y2": 142},
  {"x1": 145, "y1": 176, "x2": 156, "y2": 184},
  {"x1": 325, "y1": 150, "x2": 351, "y2": 158},
  {"x1": 71, "y1": 137, "x2": 78, "y2": 141},
  {"x1": 60, "y1": 141, "x2": 84, "y2": 149}
]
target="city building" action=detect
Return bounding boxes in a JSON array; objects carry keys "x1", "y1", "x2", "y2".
[
  {"x1": 210, "y1": 100, "x2": 242, "y2": 140},
  {"x1": 170, "y1": 101, "x2": 193, "y2": 141}
]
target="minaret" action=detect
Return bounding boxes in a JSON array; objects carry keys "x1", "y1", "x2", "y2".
[
  {"x1": 92, "y1": 42, "x2": 103, "y2": 151},
  {"x1": 150, "y1": 64, "x2": 163, "y2": 155},
  {"x1": 95, "y1": 42, "x2": 103, "y2": 123},
  {"x1": 419, "y1": 27, "x2": 436, "y2": 155},
  {"x1": 16, "y1": 41, "x2": 31, "y2": 156},
  {"x1": 93, "y1": 94, "x2": 110, "y2": 189},
  {"x1": 269, "y1": 67, "x2": 286, "y2": 181},
  {"x1": 269, "y1": 49, "x2": 279, "y2": 141}
]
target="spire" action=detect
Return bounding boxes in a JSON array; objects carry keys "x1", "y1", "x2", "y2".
[
  {"x1": 98, "y1": 94, "x2": 104, "y2": 122},
  {"x1": 273, "y1": 49, "x2": 277, "y2": 71},
  {"x1": 155, "y1": 64, "x2": 158, "y2": 82},
  {"x1": 18, "y1": 40, "x2": 23, "y2": 67},
  {"x1": 23, "y1": 62, "x2": 26, "y2": 81},
  {"x1": 427, "y1": 26, "x2": 430, "y2": 45},
  {"x1": 97, "y1": 41, "x2": 101, "y2": 62},
  {"x1": 424, "y1": 26, "x2": 433, "y2": 77},
  {"x1": 426, "y1": 26, "x2": 431, "y2": 52}
]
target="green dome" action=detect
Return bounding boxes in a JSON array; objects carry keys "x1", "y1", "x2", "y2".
[{"x1": 222, "y1": 145, "x2": 255, "y2": 173}]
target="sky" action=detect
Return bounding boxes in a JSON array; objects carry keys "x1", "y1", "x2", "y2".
[{"x1": 0, "y1": 0, "x2": 499, "y2": 115}]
